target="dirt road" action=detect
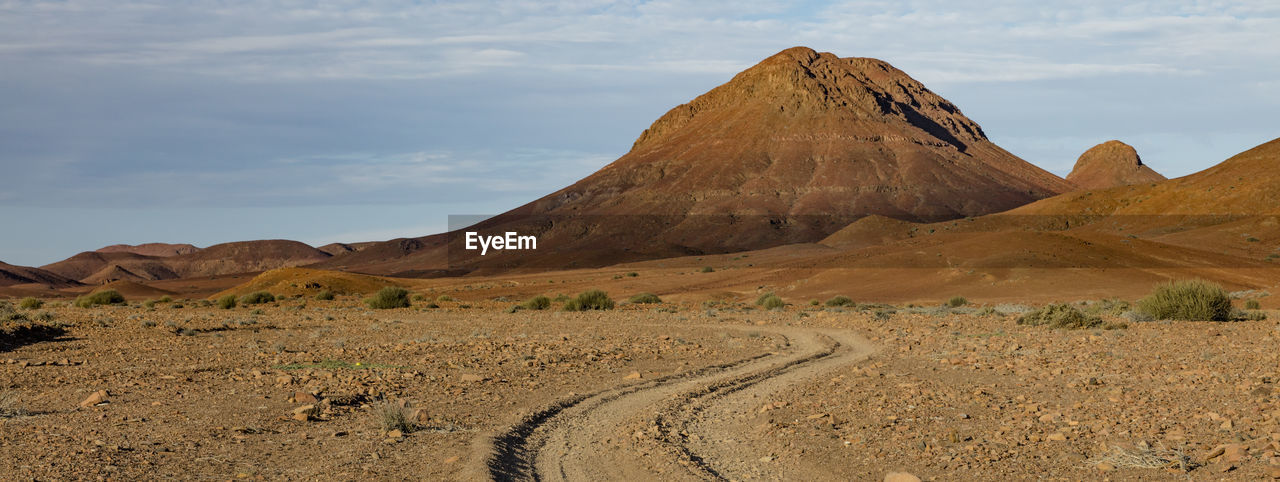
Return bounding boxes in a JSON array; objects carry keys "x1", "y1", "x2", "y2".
[{"x1": 475, "y1": 326, "x2": 876, "y2": 480}]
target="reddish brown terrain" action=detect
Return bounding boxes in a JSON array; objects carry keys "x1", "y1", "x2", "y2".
[
  {"x1": 313, "y1": 47, "x2": 1072, "y2": 276},
  {"x1": 1065, "y1": 140, "x2": 1167, "y2": 190},
  {"x1": 96, "y1": 243, "x2": 200, "y2": 258},
  {"x1": 4, "y1": 47, "x2": 1280, "y2": 481}
]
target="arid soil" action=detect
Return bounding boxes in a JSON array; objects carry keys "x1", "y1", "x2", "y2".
[{"x1": 5, "y1": 294, "x2": 1279, "y2": 480}]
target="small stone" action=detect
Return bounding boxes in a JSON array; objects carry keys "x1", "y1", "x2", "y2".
[
  {"x1": 386, "y1": 429, "x2": 403, "y2": 438},
  {"x1": 1223, "y1": 444, "x2": 1246, "y2": 463},
  {"x1": 759, "y1": 456, "x2": 774, "y2": 462},
  {"x1": 459, "y1": 374, "x2": 484, "y2": 383},
  {"x1": 292, "y1": 412, "x2": 310, "y2": 422},
  {"x1": 79, "y1": 390, "x2": 109, "y2": 408},
  {"x1": 275, "y1": 375, "x2": 294, "y2": 385},
  {"x1": 883, "y1": 472, "x2": 921, "y2": 482},
  {"x1": 624, "y1": 371, "x2": 642, "y2": 380},
  {"x1": 1096, "y1": 462, "x2": 1116, "y2": 471},
  {"x1": 442, "y1": 455, "x2": 460, "y2": 464},
  {"x1": 1265, "y1": 466, "x2": 1280, "y2": 479},
  {"x1": 292, "y1": 391, "x2": 319, "y2": 404},
  {"x1": 1047, "y1": 433, "x2": 1067, "y2": 441}
]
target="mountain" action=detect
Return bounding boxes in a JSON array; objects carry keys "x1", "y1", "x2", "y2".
[
  {"x1": 43, "y1": 240, "x2": 331, "y2": 283},
  {"x1": 1065, "y1": 140, "x2": 1166, "y2": 190},
  {"x1": 0, "y1": 261, "x2": 83, "y2": 288},
  {"x1": 96, "y1": 243, "x2": 200, "y2": 257},
  {"x1": 318, "y1": 47, "x2": 1072, "y2": 275}
]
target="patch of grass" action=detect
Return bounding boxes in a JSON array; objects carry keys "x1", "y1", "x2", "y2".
[
  {"x1": 700, "y1": 266, "x2": 715, "y2": 273},
  {"x1": 975, "y1": 306, "x2": 997, "y2": 317},
  {"x1": 754, "y1": 292, "x2": 776, "y2": 306},
  {"x1": 758, "y1": 294, "x2": 785, "y2": 310},
  {"x1": 158, "y1": 296, "x2": 172, "y2": 303},
  {"x1": 1137, "y1": 279, "x2": 1231, "y2": 321},
  {"x1": 563, "y1": 290, "x2": 615, "y2": 311},
  {"x1": 371, "y1": 400, "x2": 417, "y2": 434},
  {"x1": 74, "y1": 290, "x2": 125, "y2": 308},
  {"x1": 809, "y1": 299, "x2": 820, "y2": 306},
  {"x1": 824, "y1": 295, "x2": 855, "y2": 307},
  {"x1": 315, "y1": 290, "x2": 335, "y2": 301},
  {"x1": 628, "y1": 293, "x2": 662, "y2": 304},
  {"x1": 1245, "y1": 299, "x2": 1261, "y2": 310},
  {"x1": 436, "y1": 295, "x2": 455, "y2": 302},
  {"x1": 626, "y1": 272, "x2": 638, "y2": 277},
  {"x1": 217, "y1": 294, "x2": 237, "y2": 309},
  {"x1": 520, "y1": 295, "x2": 551, "y2": 310},
  {"x1": 239, "y1": 291, "x2": 276, "y2": 305},
  {"x1": 1018, "y1": 304, "x2": 1123, "y2": 330},
  {"x1": 18, "y1": 297, "x2": 43, "y2": 310},
  {"x1": 946, "y1": 296, "x2": 968, "y2": 308},
  {"x1": 1083, "y1": 298, "x2": 1132, "y2": 316},
  {"x1": 365, "y1": 287, "x2": 411, "y2": 309}
]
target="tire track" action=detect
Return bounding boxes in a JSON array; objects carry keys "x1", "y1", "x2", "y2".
[{"x1": 475, "y1": 327, "x2": 873, "y2": 481}]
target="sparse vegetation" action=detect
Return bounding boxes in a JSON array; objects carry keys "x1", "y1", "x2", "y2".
[
  {"x1": 158, "y1": 296, "x2": 172, "y2": 303},
  {"x1": 315, "y1": 290, "x2": 335, "y2": 301},
  {"x1": 626, "y1": 272, "x2": 639, "y2": 277},
  {"x1": 628, "y1": 293, "x2": 662, "y2": 304},
  {"x1": 1018, "y1": 304, "x2": 1123, "y2": 330},
  {"x1": 74, "y1": 290, "x2": 125, "y2": 308},
  {"x1": 758, "y1": 294, "x2": 785, "y2": 310},
  {"x1": 564, "y1": 290, "x2": 615, "y2": 311},
  {"x1": 701, "y1": 266, "x2": 715, "y2": 273},
  {"x1": 1137, "y1": 279, "x2": 1231, "y2": 321},
  {"x1": 239, "y1": 291, "x2": 276, "y2": 305},
  {"x1": 520, "y1": 295, "x2": 551, "y2": 310},
  {"x1": 217, "y1": 294, "x2": 237, "y2": 309},
  {"x1": 436, "y1": 295, "x2": 455, "y2": 302},
  {"x1": 1245, "y1": 299, "x2": 1261, "y2": 310},
  {"x1": 18, "y1": 297, "x2": 43, "y2": 310},
  {"x1": 366, "y1": 287, "x2": 411, "y2": 309},
  {"x1": 946, "y1": 296, "x2": 968, "y2": 308},
  {"x1": 372, "y1": 400, "x2": 416, "y2": 434},
  {"x1": 824, "y1": 295, "x2": 855, "y2": 307}
]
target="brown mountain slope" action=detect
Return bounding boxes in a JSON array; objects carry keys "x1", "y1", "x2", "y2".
[
  {"x1": 1017, "y1": 137, "x2": 1280, "y2": 216},
  {"x1": 41, "y1": 251, "x2": 176, "y2": 282},
  {"x1": 96, "y1": 243, "x2": 200, "y2": 257},
  {"x1": 0, "y1": 261, "x2": 82, "y2": 288},
  {"x1": 1065, "y1": 140, "x2": 1166, "y2": 190},
  {"x1": 318, "y1": 47, "x2": 1071, "y2": 276},
  {"x1": 167, "y1": 240, "x2": 331, "y2": 278}
]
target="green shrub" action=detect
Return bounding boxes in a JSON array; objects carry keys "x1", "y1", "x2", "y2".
[
  {"x1": 628, "y1": 293, "x2": 662, "y2": 304},
  {"x1": 1233, "y1": 309, "x2": 1267, "y2": 321},
  {"x1": 759, "y1": 295, "x2": 785, "y2": 310},
  {"x1": 975, "y1": 306, "x2": 997, "y2": 317},
  {"x1": 1137, "y1": 279, "x2": 1231, "y2": 321},
  {"x1": 366, "y1": 287, "x2": 411, "y2": 309},
  {"x1": 74, "y1": 290, "x2": 125, "y2": 308},
  {"x1": 411, "y1": 294, "x2": 425, "y2": 301},
  {"x1": 563, "y1": 290, "x2": 614, "y2": 311},
  {"x1": 436, "y1": 295, "x2": 455, "y2": 302},
  {"x1": 809, "y1": 299, "x2": 820, "y2": 306},
  {"x1": 947, "y1": 296, "x2": 968, "y2": 308},
  {"x1": 158, "y1": 296, "x2": 172, "y2": 303},
  {"x1": 825, "y1": 295, "x2": 855, "y2": 307},
  {"x1": 553, "y1": 294, "x2": 570, "y2": 303},
  {"x1": 143, "y1": 299, "x2": 157, "y2": 309},
  {"x1": 626, "y1": 272, "x2": 639, "y2": 277},
  {"x1": 521, "y1": 295, "x2": 551, "y2": 310},
  {"x1": 755, "y1": 292, "x2": 776, "y2": 306},
  {"x1": 239, "y1": 291, "x2": 276, "y2": 305},
  {"x1": 315, "y1": 290, "x2": 335, "y2": 301},
  {"x1": 1245, "y1": 299, "x2": 1261, "y2": 310},
  {"x1": 217, "y1": 294, "x2": 237, "y2": 309},
  {"x1": 18, "y1": 297, "x2": 43, "y2": 310},
  {"x1": 1017, "y1": 304, "x2": 1120, "y2": 329},
  {"x1": 700, "y1": 266, "x2": 715, "y2": 273}
]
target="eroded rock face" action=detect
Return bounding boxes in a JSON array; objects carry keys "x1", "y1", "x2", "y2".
[{"x1": 1065, "y1": 140, "x2": 1166, "y2": 190}]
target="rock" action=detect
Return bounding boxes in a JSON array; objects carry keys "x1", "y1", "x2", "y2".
[
  {"x1": 291, "y1": 391, "x2": 319, "y2": 404},
  {"x1": 275, "y1": 374, "x2": 294, "y2": 385},
  {"x1": 79, "y1": 390, "x2": 109, "y2": 408},
  {"x1": 883, "y1": 472, "x2": 921, "y2": 482},
  {"x1": 459, "y1": 374, "x2": 484, "y2": 383},
  {"x1": 442, "y1": 455, "x2": 460, "y2": 464},
  {"x1": 1047, "y1": 433, "x2": 1067, "y2": 441},
  {"x1": 291, "y1": 412, "x2": 310, "y2": 422},
  {"x1": 624, "y1": 371, "x2": 642, "y2": 380},
  {"x1": 1266, "y1": 466, "x2": 1280, "y2": 479},
  {"x1": 1223, "y1": 444, "x2": 1246, "y2": 463},
  {"x1": 386, "y1": 429, "x2": 403, "y2": 438},
  {"x1": 1096, "y1": 462, "x2": 1115, "y2": 472},
  {"x1": 758, "y1": 456, "x2": 774, "y2": 462}
]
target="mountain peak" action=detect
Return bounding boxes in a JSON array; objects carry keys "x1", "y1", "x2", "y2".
[
  {"x1": 632, "y1": 47, "x2": 988, "y2": 153},
  {"x1": 1066, "y1": 140, "x2": 1166, "y2": 190}
]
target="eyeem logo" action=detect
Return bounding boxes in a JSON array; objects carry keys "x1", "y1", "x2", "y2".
[{"x1": 464, "y1": 231, "x2": 537, "y2": 255}]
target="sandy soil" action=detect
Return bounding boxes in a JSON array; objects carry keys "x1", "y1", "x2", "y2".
[{"x1": 3, "y1": 296, "x2": 1279, "y2": 481}]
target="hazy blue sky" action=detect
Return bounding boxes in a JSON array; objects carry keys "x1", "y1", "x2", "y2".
[{"x1": 2, "y1": 1, "x2": 1278, "y2": 266}]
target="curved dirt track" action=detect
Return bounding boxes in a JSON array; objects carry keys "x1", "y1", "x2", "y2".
[{"x1": 474, "y1": 326, "x2": 875, "y2": 481}]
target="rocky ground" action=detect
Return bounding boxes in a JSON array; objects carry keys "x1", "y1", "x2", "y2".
[{"x1": 3, "y1": 296, "x2": 1279, "y2": 480}]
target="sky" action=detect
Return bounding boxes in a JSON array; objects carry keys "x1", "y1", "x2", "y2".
[{"x1": 2, "y1": 1, "x2": 1278, "y2": 266}]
